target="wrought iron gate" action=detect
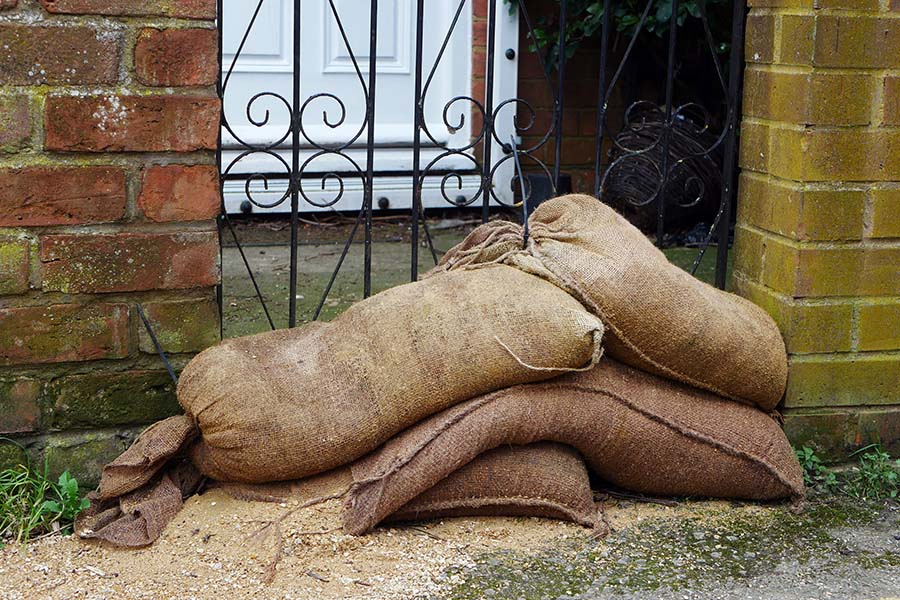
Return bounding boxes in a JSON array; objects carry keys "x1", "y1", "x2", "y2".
[{"x1": 216, "y1": 0, "x2": 747, "y2": 333}]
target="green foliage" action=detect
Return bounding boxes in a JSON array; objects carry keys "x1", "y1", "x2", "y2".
[
  {"x1": 795, "y1": 446, "x2": 838, "y2": 491},
  {"x1": 841, "y1": 445, "x2": 900, "y2": 501},
  {"x1": 0, "y1": 454, "x2": 90, "y2": 545},
  {"x1": 794, "y1": 445, "x2": 900, "y2": 501},
  {"x1": 507, "y1": 0, "x2": 731, "y2": 65}
]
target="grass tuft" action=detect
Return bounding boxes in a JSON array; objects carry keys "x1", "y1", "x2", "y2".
[{"x1": 0, "y1": 444, "x2": 90, "y2": 546}]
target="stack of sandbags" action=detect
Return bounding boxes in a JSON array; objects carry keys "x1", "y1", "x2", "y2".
[
  {"x1": 343, "y1": 360, "x2": 803, "y2": 534},
  {"x1": 430, "y1": 193, "x2": 787, "y2": 411},
  {"x1": 83, "y1": 194, "x2": 803, "y2": 548},
  {"x1": 80, "y1": 266, "x2": 604, "y2": 544}
]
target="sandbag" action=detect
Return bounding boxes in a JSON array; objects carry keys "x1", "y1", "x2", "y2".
[
  {"x1": 79, "y1": 442, "x2": 597, "y2": 547},
  {"x1": 389, "y1": 442, "x2": 599, "y2": 528},
  {"x1": 432, "y1": 194, "x2": 788, "y2": 410},
  {"x1": 175, "y1": 265, "x2": 603, "y2": 483},
  {"x1": 77, "y1": 459, "x2": 202, "y2": 547},
  {"x1": 344, "y1": 359, "x2": 804, "y2": 534}
]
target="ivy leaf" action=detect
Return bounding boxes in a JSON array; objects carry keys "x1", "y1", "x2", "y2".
[{"x1": 655, "y1": 0, "x2": 673, "y2": 23}]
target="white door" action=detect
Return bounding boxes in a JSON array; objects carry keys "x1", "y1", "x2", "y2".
[{"x1": 220, "y1": 0, "x2": 519, "y2": 213}]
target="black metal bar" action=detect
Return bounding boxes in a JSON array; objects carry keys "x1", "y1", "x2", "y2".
[
  {"x1": 716, "y1": 0, "x2": 746, "y2": 290},
  {"x1": 289, "y1": 0, "x2": 301, "y2": 327},
  {"x1": 314, "y1": 209, "x2": 364, "y2": 321},
  {"x1": 137, "y1": 305, "x2": 178, "y2": 386},
  {"x1": 656, "y1": 0, "x2": 680, "y2": 245},
  {"x1": 216, "y1": 0, "x2": 225, "y2": 339},
  {"x1": 552, "y1": 0, "x2": 567, "y2": 191},
  {"x1": 480, "y1": 0, "x2": 498, "y2": 224},
  {"x1": 411, "y1": 0, "x2": 425, "y2": 281},
  {"x1": 363, "y1": 0, "x2": 379, "y2": 297},
  {"x1": 592, "y1": 0, "x2": 611, "y2": 199}
]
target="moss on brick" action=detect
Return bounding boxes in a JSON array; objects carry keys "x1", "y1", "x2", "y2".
[
  {"x1": 46, "y1": 370, "x2": 180, "y2": 429},
  {"x1": 0, "y1": 235, "x2": 29, "y2": 294},
  {"x1": 138, "y1": 298, "x2": 219, "y2": 354},
  {"x1": 43, "y1": 430, "x2": 135, "y2": 488},
  {"x1": 0, "y1": 378, "x2": 42, "y2": 434},
  {"x1": 786, "y1": 354, "x2": 900, "y2": 408},
  {"x1": 783, "y1": 410, "x2": 857, "y2": 462}
]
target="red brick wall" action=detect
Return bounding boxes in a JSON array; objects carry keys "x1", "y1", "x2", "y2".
[{"x1": 0, "y1": 0, "x2": 220, "y2": 484}]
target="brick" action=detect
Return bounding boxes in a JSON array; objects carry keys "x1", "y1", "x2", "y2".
[
  {"x1": 857, "y1": 408, "x2": 900, "y2": 459},
  {"x1": 44, "y1": 95, "x2": 219, "y2": 153},
  {"x1": 135, "y1": 28, "x2": 218, "y2": 87},
  {"x1": 768, "y1": 128, "x2": 900, "y2": 182},
  {"x1": 737, "y1": 120, "x2": 770, "y2": 174},
  {"x1": 742, "y1": 68, "x2": 808, "y2": 123},
  {"x1": 885, "y1": 76, "x2": 900, "y2": 126},
  {"x1": 785, "y1": 354, "x2": 900, "y2": 408},
  {"x1": 44, "y1": 430, "x2": 135, "y2": 488},
  {"x1": 760, "y1": 235, "x2": 800, "y2": 295},
  {"x1": 0, "y1": 167, "x2": 126, "y2": 226},
  {"x1": 869, "y1": 188, "x2": 900, "y2": 239},
  {"x1": 783, "y1": 410, "x2": 857, "y2": 462},
  {"x1": 816, "y1": 0, "x2": 881, "y2": 7},
  {"x1": 742, "y1": 68, "x2": 869, "y2": 126},
  {"x1": 47, "y1": 371, "x2": 179, "y2": 429},
  {"x1": 0, "y1": 25, "x2": 119, "y2": 85},
  {"x1": 813, "y1": 15, "x2": 900, "y2": 69},
  {"x1": 0, "y1": 234, "x2": 29, "y2": 295},
  {"x1": 0, "y1": 303, "x2": 129, "y2": 366},
  {"x1": 794, "y1": 247, "x2": 862, "y2": 297},
  {"x1": 737, "y1": 174, "x2": 865, "y2": 241},
  {"x1": 0, "y1": 440, "x2": 28, "y2": 471},
  {"x1": 858, "y1": 247, "x2": 900, "y2": 296},
  {"x1": 0, "y1": 379, "x2": 41, "y2": 434},
  {"x1": 0, "y1": 94, "x2": 30, "y2": 152},
  {"x1": 138, "y1": 165, "x2": 220, "y2": 222},
  {"x1": 41, "y1": 232, "x2": 218, "y2": 293},
  {"x1": 778, "y1": 15, "x2": 814, "y2": 66},
  {"x1": 38, "y1": 0, "x2": 215, "y2": 19},
  {"x1": 796, "y1": 189, "x2": 866, "y2": 241},
  {"x1": 731, "y1": 275, "x2": 853, "y2": 354},
  {"x1": 785, "y1": 301, "x2": 853, "y2": 354},
  {"x1": 858, "y1": 301, "x2": 900, "y2": 352},
  {"x1": 786, "y1": 407, "x2": 900, "y2": 463},
  {"x1": 732, "y1": 224, "x2": 765, "y2": 282},
  {"x1": 745, "y1": 13, "x2": 775, "y2": 64},
  {"x1": 138, "y1": 297, "x2": 219, "y2": 354}
]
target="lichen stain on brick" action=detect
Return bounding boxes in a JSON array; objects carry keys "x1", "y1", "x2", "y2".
[{"x1": 91, "y1": 94, "x2": 128, "y2": 134}]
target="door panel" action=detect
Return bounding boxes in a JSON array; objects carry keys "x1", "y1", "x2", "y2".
[{"x1": 221, "y1": 0, "x2": 518, "y2": 212}]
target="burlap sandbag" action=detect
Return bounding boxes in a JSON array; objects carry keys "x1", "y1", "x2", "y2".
[
  {"x1": 389, "y1": 442, "x2": 598, "y2": 528},
  {"x1": 432, "y1": 194, "x2": 787, "y2": 410},
  {"x1": 77, "y1": 459, "x2": 203, "y2": 547},
  {"x1": 344, "y1": 359, "x2": 804, "y2": 534},
  {"x1": 79, "y1": 442, "x2": 596, "y2": 547},
  {"x1": 173, "y1": 266, "x2": 602, "y2": 484}
]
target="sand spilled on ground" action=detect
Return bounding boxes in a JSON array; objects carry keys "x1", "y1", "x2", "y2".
[{"x1": 0, "y1": 469, "x2": 643, "y2": 600}]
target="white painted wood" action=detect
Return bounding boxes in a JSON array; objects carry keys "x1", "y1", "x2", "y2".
[{"x1": 221, "y1": 0, "x2": 519, "y2": 213}]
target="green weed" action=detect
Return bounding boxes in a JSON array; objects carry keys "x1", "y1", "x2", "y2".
[
  {"x1": 0, "y1": 453, "x2": 90, "y2": 545},
  {"x1": 841, "y1": 445, "x2": 900, "y2": 501},
  {"x1": 795, "y1": 445, "x2": 838, "y2": 491}
]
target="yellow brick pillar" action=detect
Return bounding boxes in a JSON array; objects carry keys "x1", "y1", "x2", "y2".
[{"x1": 733, "y1": 0, "x2": 900, "y2": 459}]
